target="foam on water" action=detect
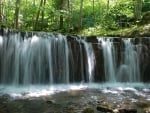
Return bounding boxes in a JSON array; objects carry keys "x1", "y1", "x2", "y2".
[
  {"x1": 0, "y1": 83, "x2": 149, "y2": 99},
  {"x1": 0, "y1": 84, "x2": 87, "y2": 98},
  {"x1": 0, "y1": 36, "x2": 3, "y2": 45}
]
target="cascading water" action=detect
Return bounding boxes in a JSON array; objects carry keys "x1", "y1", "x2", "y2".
[
  {"x1": 0, "y1": 32, "x2": 70, "y2": 85},
  {"x1": 0, "y1": 31, "x2": 96, "y2": 86},
  {"x1": 97, "y1": 37, "x2": 141, "y2": 83},
  {"x1": 98, "y1": 38, "x2": 117, "y2": 82},
  {"x1": 82, "y1": 39, "x2": 95, "y2": 82},
  {"x1": 117, "y1": 39, "x2": 140, "y2": 82}
]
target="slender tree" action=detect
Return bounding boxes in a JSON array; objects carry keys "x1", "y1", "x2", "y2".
[
  {"x1": 14, "y1": 0, "x2": 21, "y2": 29},
  {"x1": 0, "y1": 0, "x2": 3, "y2": 23},
  {"x1": 41, "y1": 0, "x2": 46, "y2": 30},
  {"x1": 66, "y1": 0, "x2": 71, "y2": 31},
  {"x1": 34, "y1": 0, "x2": 43, "y2": 30},
  {"x1": 107, "y1": 0, "x2": 110, "y2": 12},
  {"x1": 59, "y1": 0, "x2": 64, "y2": 30},
  {"x1": 134, "y1": 0, "x2": 142, "y2": 21},
  {"x1": 53, "y1": 0, "x2": 68, "y2": 30},
  {"x1": 92, "y1": 0, "x2": 95, "y2": 26},
  {"x1": 79, "y1": 0, "x2": 83, "y2": 29},
  {"x1": 93, "y1": 0, "x2": 95, "y2": 14}
]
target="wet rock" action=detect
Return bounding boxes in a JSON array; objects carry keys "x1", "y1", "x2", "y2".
[
  {"x1": 67, "y1": 35, "x2": 76, "y2": 42},
  {"x1": 82, "y1": 107, "x2": 94, "y2": 113},
  {"x1": 136, "y1": 99, "x2": 149, "y2": 108},
  {"x1": 62, "y1": 107, "x2": 77, "y2": 113},
  {"x1": 96, "y1": 105, "x2": 113, "y2": 112},
  {"x1": 119, "y1": 108, "x2": 137, "y2": 113},
  {"x1": 113, "y1": 109, "x2": 119, "y2": 113},
  {"x1": 46, "y1": 100, "x2": 55, "y2": 104},
  {"x1": 144, "y1": 107, "x2": 150, "y2": 113},
  {"x1": 86, "y1": 36, "x2": 97, "y2": 43}
]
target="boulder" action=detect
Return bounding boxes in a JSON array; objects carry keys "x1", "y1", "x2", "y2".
[
  {"x1": 119, "y1": 108, "x2": 137, "y2": 113},
  {"x1": 96, "y1": 105, "x2": 113, "y2": 112},
  {"x1": 144, "y1": 107, "x2": 150, "y2": 113},
  {"x1": 82, "y1": 107, "x2": 95, "y2": 113}
]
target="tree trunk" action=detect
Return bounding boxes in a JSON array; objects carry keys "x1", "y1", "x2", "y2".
[
  {"x1": 59, "y1": 0, "x2": 64, "y2": 30},
  {"x1": 79, "y1": 0, "x2": 83, "y2": 29},
  {"x1": 53, "y1": 0, "x2": 68, "y2": 30},
  {"x1": 67, "y1": 0, "x2": 70, "y2": 31},
  {"x1": 41, "y1": 0, "x2": 46, "y2": 30},
  {"x1": 92, "y1": 0, "x2": 95, "y2": 25},
  {"x1": 93, "y1": 0, "x2": 94, "y2": 14},
  {"x1": 14, "y1": 0, "x2": 21, "y2": 29},
  {"x1": 34, "y1": 0, "x2": 43, "y2": 30},
  {"x1": 107, "y1": 0, "x2": 110, "y2": 11},
  {"x1": 134, "y1": 0, "x2": 142, "y2": 21},
  {"x1": 0, "y1": 0, "x2": 3, "y2": 23}
]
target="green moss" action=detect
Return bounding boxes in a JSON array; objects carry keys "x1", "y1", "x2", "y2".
[{"x1": 82, "y1": 107, "x2": 94, "y2": 113}]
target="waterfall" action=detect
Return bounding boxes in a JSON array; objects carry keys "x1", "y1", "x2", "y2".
[
  {"x1": 98, "y1": 38, "x2": 116, "y2": 82},
  {"x1": 0, "y1": 32, "x2": 97, "y2": 85},
  {"x1": 82, "y1": 39, "x2": 95, "y2": 82},
  {"x1": 117, "y1": 39, "x2": 140, "y2": 82},
  {"x1": 0, "y1": 33, "x2": 70, "y2": 85},
  {"x1": 0, "y1": 31, "x2": 146, "y2": 86},
  {"x1": 97, "y1": 38, "x2": 141, "y2": 83}
]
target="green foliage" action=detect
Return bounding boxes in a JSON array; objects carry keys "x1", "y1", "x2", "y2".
[
  {"x1": 0, "y1": 0, "x2": 149, "y2": 34},
  {"x1": 111, "y1": 0, "x2": 134, "y2": 17},
  {"x1": 142, "y1": 0, "x2": 150, "y2": 12}
]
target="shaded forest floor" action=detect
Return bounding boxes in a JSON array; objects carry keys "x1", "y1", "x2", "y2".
[
  {"x1": 79, "y1": 23, "x2": 150, "y2": 38},
  {"x1": 79, "y1": 12, "x2": 150, "y2": 38}
]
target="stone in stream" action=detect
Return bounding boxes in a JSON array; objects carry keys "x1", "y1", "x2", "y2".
[
  {"x1": 96, "y1": 105, "x2": 113, "y2": 112},
  {"x1": 118, "y1": 108, "x2": 137, "y2": 113},
  {"x1": 82, "y1": 107, "x2": 95, "y2": 113},
  {"x1": 46, "y1": 100, "x2": 55, "y2": 104},
  {"x1": 144, "y1": 107, "x2": 150, "y2": 113}
]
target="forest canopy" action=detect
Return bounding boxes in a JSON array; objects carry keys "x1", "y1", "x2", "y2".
[{"x1": 0, "y1": 0, "x2": 150, "y2": 35}]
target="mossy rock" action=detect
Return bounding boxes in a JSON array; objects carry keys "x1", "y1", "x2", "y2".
[
  {"x1": 96, "y1": 105, "x2": 113, "y2": 112},
  {"x1": 82, "y1": 107, "x2": 94, "y2": 113}
]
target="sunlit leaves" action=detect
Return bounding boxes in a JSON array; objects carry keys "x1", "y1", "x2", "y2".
[{"x1": 0, "y1": 0, "x2": 147, "y2": 32}]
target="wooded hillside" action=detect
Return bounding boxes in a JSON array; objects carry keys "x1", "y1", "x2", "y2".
[{"x1": 0, "y1": 0, "x2": 150, "y2": 35}]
